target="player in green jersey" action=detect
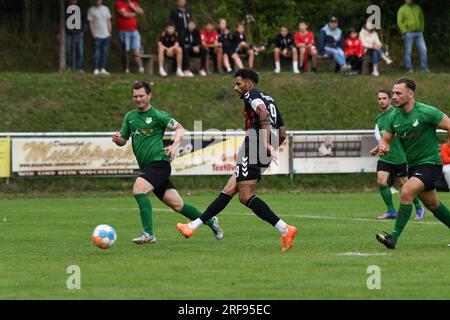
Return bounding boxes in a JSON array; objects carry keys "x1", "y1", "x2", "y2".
[
  {"x1": 370, "y1": 89, "x2": 424, "y2": 220},
  {"x1": 112, "y1": 81, "x2": 223, "y2": 244},
  {"x1": 376, "y1": 77, "x2": 450, "y2": 249}
]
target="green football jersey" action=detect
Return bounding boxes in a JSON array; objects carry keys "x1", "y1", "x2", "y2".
[
  {"x1": 385, "y1": 101, "x2": 445, "y2": 167},
  {"x1": 376, "y1": 107, "x2": 407, "y2": 165},
  {"x1": 120, "y1": 106, "x2": 174, "y2": 169}
]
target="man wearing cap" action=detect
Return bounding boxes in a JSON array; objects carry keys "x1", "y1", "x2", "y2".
[{"x1": 318, "y1": 16, "x2": 351, "y2": 74}]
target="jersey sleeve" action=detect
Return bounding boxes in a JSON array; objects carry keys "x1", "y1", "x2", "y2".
[
  {"x1": 87, "y1": 8, "x2": 93, "y2": 21},
  {"x1": 422, "y1": 104, "x2": 445, "y2": 127},
  {"x1": 119, "y1": 113, "x2": 131, "y2": 140},
  {"x1": 309, "y1": 32, "x2": 315, "y2": 45},
  {"x1": 243, "y1": 90, "x2": 264, "y2": 111},
  {"x1": 275, "y1": 107, "x2": 285, "y2": 128},
  {"x1": 156, "y1": 110, "x2": 173, "y2": 129},
  {"x1": 106, "y1": 7, "x2": 112, "y2": 19},
  {"x1": 200, "y1": 30, "x2": 206, "y2": 42},
  {"x1": 383, "y1": 112, "x2": 395, "y2": 134},
  {"x1": 132, "y1": 0, "x2": 141, "y2": 9},
  {"x1": 263, "y1": 36, "x2": 276, "y2": 49},
  {"x1": 288, "y1": 34, "x2": 295, "y2": 48},
  {"x1": 374, "y1": 124, "x2": 381, "y2": 142}
]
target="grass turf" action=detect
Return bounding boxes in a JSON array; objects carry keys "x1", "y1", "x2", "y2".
[
  {"x1": 1, "y1": 192, "x2": 449, "y2": 300},
  {"x1": 1, "y1": 71, "x2": 449, "y2": 132}
]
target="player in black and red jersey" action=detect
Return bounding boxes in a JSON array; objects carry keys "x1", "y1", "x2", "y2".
[{"x1": 176, "y1": 69, "x2": 298, "y2": 252}]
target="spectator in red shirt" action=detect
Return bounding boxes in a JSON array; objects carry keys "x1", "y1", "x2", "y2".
[
  {"x1": 344, "y1": 28, "x2": 365, "y2": 75},
  {"x1": 115, "y1": 0, "x2": 144, "y2": 73},
  {"x1": 200, "y1": 20, "x2": 223, "y2": 73},
  {"x1": 441, "y1": 143, "x2": 450, "y2": 191},
  {"x1": 158, "y1": 22, "x2": 184, "y2": 77},
  {"x1": 294, "y1": 18, "x2": 318, "y2": 73}
]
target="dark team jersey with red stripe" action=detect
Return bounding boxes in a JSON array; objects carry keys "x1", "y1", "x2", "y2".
[{"x1": 242, "y1": 88, "x2": 285, "y2": 131}]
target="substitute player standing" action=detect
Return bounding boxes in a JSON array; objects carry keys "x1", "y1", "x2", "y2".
[
  {"x1": 113, "y1": 81, "x2": 223, "y2": 244},
  {"x1": 370, "y1": 89, "x2": 425, "y2": 220},
  {"x1": 176, "y1": 69, "x2": 298, "y2": 252},
  {"x1": 376, "y1": 77, "x2": 450, "y2": 249}
]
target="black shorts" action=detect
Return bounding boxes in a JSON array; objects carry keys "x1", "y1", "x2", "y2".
[
  {"x1": 222, "y1": 45, "x2": 235, "y2": 57},
  {"x1": 236, "y1": 48, "x2": 249, "y2": 56},
  {"x1": 408, "y1": 164, "x2": 443, "y2": 192},
  {"x1": 139, "y1": 161, "x2": 176, "y2": 200},
  {"x1": 208, "y1": 47, "x2": 218, "y2": 56},
  {"x1": 234, "y1": 135, "x2": 270, "y2": 182},
  {"x1": 377, "y1": 161, "x2": 408, "y2": 178}
]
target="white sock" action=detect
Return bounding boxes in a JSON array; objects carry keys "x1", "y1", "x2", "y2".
[
  {"x1": 293, "y1": 61, "x2": 298, "y2": 70},
  {"x1": 275, "y1": 220, "x2": 288, "y2": 236},
  {"x1": 188, "y1": 218, "x2": 203, "y2": 229},
  {"x1": 275, "y1": 61, "x2": 280, "y2": 70},
  {"x1": 177, "y1": 67, "x2": 183, "y2": 73}
]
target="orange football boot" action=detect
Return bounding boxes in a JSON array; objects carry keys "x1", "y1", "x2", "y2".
[
  {"x1": 176, "y1": 223, "x2": 196, "y2": 238},
  {"x1": 280, "y1": 225, "x2": 298, "y2": 252}
]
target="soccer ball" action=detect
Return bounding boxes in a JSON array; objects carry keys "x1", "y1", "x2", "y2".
[{"x1": 91, "y1": 224, "x2": 117, "y2": 249}]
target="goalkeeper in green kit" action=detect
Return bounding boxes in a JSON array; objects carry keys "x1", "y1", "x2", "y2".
[
  {"x1": 376, "y1": 77, "x2": 450, "y2": 249},
  {"x1": 113, "y1": 81, "x2": 223, "y2": 244}
]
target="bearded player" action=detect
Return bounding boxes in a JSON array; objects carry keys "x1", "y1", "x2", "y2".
[
  {"x1": 376, "y1": 77, "x2": 450, "y2": 249},
  {"x1": 370, "y1": 89, "x2": 424, "y2": 220},
  {"x1": 176, "y1": 69, "x2": 298, "y2": 252}
]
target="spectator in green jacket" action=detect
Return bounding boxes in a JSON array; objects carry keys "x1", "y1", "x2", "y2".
[{"x1": 397, "y1": 0, "x2": 429, "y2": 72}]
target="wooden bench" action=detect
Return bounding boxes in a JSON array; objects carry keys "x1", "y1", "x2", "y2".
[
  {"x1": 139, "y1": 53, "x2": 157, "y2": 75},
  {"x1": 361, "y1": 54, "x2": 375, "y2": 75},
  {"x1": 314, "y1": 54, "x2": 375, "y2": 75},
  {"x1": 139, "y1": 53, "x2": 176, "y2": 75}
]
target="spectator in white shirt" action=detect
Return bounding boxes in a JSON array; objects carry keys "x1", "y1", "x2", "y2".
[{"x1": 88, "y1": 0, "x2": 112, "y2": 75}]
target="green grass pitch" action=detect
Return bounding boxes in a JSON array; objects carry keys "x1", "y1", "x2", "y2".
[{"x1": 1, "y1": 192, "x2": 449, "y2": 299}]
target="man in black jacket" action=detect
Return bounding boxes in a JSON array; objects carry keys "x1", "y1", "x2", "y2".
[
  {"x1": 257, "y1": 25, "x2": 300, "y2": 74},
  {"x1": 183, "y1": 20, "x2": 207, "y2": 76},
  {"x1": 169, "y1": 0, "x2": 192, "y2": 47}
]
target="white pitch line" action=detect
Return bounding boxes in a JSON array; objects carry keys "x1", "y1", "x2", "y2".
[
  {"x1": 337, "y1": 252, "x2": 391, "y2": 257},
  {"x1": 150, "y1": 208, "x2": 442, "y2": 225}
]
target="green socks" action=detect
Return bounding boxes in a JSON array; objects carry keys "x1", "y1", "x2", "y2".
[
  {"x1": 380, "y1": 185, "x2": 423, "y2": 212},
  {"x1": 379, "y1": 185, "x2": 396, "y2": 213},
  {"x1": 180, "y1": 203, "x2": 215, "y2": 228},
  {"x1": 413, "y1": 197, "x2": 422, "y2": 210},
  {"x1": 391, "y1": 204, "x2": 413, "y2": 242},
  {"x1": 390, "y1": 201, "x2": 450, "y2": 243},
  {"x1": 431, "y1": 202, "x2": 450, "y2": 228},
  {"x1": 134, "y1": 194, "x2": 153, "y2": 235}
]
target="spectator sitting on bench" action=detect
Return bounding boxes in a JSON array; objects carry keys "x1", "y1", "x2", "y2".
[
  {"x1": 359, "y1": 20, "x2": 393, "y2": 77},
  {"x1": 318, "y1": 16, "x2": 351, "y2": 74},
  {"x1": 344, "y1": 28, "x2": 364, "y2": 76},
  {"x1": 200, "y1": 20, "x2": 223, "y2": 73},
  {"x1": 219, "y1": 25, "x2": 243, "y2": 74},
  {"x1": 182, "y1": 20, "x2": 207, "y2": 77},
  {"x1": 158, "y1": 22, "x2": 184, "y2": 77},
  {"x1": 257, "y1": 25, "x2": 300, "y2": 74},
  {"x1": 294, "y1": 17, "x2": 318, "y2": 73},
  {"x1": 232, "y1": 22, "x2": 255, "y2": 70}
]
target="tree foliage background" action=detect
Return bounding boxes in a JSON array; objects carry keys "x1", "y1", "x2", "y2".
[{"x1": 0, "y1": 0, "x2": 448, "y2": 71}]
